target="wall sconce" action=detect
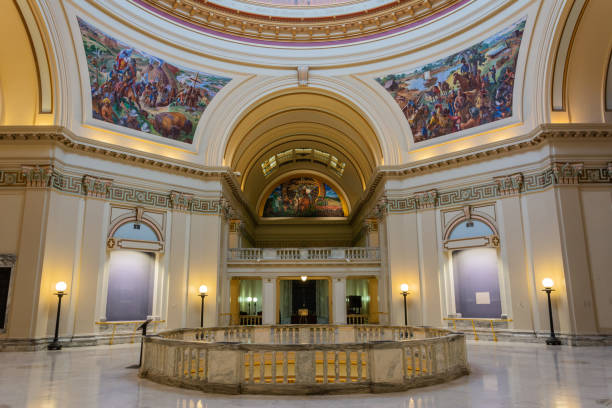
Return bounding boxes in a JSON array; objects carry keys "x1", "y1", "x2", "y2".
[
  {"x1": 542, "y1": 278, "x2": 561, "y2": 345},
  {"x1": 301, "y1": 275, "x2": 308, "y2": 282},
  {"x1": 198, "y1": 285, "x2": 208, "y2": 328},
  {"x1": 400, "y1": 284, "x2": 410, "y2": 326},
  {"x1": 48, "y1": 281, "x2": 67, "y2": 350}
]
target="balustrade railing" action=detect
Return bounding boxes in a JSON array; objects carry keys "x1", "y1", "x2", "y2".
[
  {"x1": 140, "y1": 325, "x2": 468, "y2": 394},
  {"x1": 240, "y1": 315, "x2": 262, "y2": 326},
  {"x1": 227, "y1": 247, "x2": 380, "y2": 262}
]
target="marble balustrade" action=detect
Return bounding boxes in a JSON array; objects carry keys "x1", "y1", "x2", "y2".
[
  {"x1": 227, "y1": 247, "x2": 381, "y2": 262},
  {"x1": 139, "y1": 325, "x2": 468, "y2": 394}
]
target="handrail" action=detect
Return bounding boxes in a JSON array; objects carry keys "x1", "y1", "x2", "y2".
[
  {"x1": 140, "y1": 324, "x2": 468, "y2": 394},
  {"x1": 227, "y1": 247, "x2": 380, "y2": 262},
  {"x1": 443, "y1": 318, "x2": 512, "y2": 342},
  {"x1": 96, "y1": 320, "x2": 165, "y2": 345}
]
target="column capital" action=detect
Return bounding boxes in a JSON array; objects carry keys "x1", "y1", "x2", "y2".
[
  {"x1": 82, "y1": 174, "x2": 113, "y2": 198},
  {"x1": 21, "y1": 165, "x2": 53, "y2": 188},
  {"x1": 370, "y1": 196, "x2": 388, "y2": 219},
  {"x1": 415, "y1": 189, "x2": 438, "y2": 209},
  {"x1": 169, "y1": 190, "x2": 194, "y2": 211},
  {"x1": 494, "y1": 172, "x2": 523, "y2": 196},
  {"x1": 552, "y1": 162, "x2": 584, "y2": 184}
]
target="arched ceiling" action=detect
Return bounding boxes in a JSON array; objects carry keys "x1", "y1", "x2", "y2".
[{"x1": 225, "y1": 89, "x2": 383, "y2": 217}]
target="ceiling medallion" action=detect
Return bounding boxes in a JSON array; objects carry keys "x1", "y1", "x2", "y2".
[{"x1": 136, "y1": 0, "x2": 467, "y2": 45}]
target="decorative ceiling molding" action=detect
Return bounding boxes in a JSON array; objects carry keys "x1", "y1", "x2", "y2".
[
  {"x1": 136, "y1": 0, "x2": 466, "y2": 44},
  {"x1": 347, "y1": 123, "x2": 612, "y2": 221},
  {"x1": 1, "y1": 123, "x2": 610, "y2": 225}
]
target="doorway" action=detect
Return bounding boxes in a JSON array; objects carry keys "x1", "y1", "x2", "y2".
[{"x1": 278, "y1": 278, "x2": 330, "y2": 324}]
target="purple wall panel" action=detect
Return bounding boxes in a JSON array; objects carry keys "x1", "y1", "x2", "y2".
[
  {"x1": 106, "y1": 251, "x2": 154, "y2": 321},
  {"x1": 453, "y1": 248, "x2": 502, "y2": 318}
]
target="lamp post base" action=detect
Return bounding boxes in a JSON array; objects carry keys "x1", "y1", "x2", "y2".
[
  {"x1": 545, "y1": 337, "x2": 561, "y2": 346},
  {"x1": 47, "y1": 342, "x2": 62, "y2": 350}
]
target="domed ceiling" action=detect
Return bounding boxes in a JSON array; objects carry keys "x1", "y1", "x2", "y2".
[{"x1": 136, "y1": 0, "x2": 467, "y2": 45}]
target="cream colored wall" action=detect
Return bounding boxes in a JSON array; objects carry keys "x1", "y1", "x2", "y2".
[
  {"x1": 0, "y1": 193, "x2": 24, "y2": 253},
  {"x1": 579, "y1": 187, "x2": 612, "y2": 333},
  {"x1": 385, "y1": 212, "x2": 422, "y2": 326},
  {"x1": 0, "y1": 173, "x2": 227, "y2": 341},
  {"x1": 186, "y1": 213, "x2": 222, "y2": 328}
]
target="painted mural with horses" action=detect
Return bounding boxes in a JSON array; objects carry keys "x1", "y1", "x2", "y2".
[
  {"x1": 377, "y1": 18, "x2": 526, "y2": 143},
  {"x1": 77, "y1": 18, "x2": 231, "y2": 144}
]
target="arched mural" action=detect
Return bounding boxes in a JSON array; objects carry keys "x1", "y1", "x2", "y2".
[
  {"x1": 376, "y1": 18, "x2": 526, "y2": 143},
  {"x1": 262, "y1": 176, "x2": 346, "y2": 217},
  {"x1": 77, "y1": 18, "x2": 232, "y2": 143}
]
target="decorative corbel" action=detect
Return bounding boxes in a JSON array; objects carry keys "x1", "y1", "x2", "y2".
[
  {"x1": 135, "y1": 206, "x2": 144, "y2": 223},
  {"x1": 494, "y1": 172, "x2": 523, "y2": 196},
  {"x1": 21, "y1": 165, "x2": 53, "y2": 188},
  {"x1": 552, "y1": 162, "x2": 584, "y2": 184},
  {"x1": 463, "y1": 205, "x2": 472, "y2": 219},
  {"x1": 297, "y1": 65, "x2": 309, "y2": 87}
]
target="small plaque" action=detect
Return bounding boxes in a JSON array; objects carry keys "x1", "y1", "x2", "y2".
[{"x1": 475, "y1": 292, "x2": 491, "y2": 305}]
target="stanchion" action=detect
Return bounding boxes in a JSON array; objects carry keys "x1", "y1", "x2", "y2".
[{"x1": 127, "y1": 319, "x2": 152, "y2": 369}]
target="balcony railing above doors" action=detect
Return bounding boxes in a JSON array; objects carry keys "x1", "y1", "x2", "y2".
[{"x1": 227, "y1": 247, "x2": 380, "y2": 263}]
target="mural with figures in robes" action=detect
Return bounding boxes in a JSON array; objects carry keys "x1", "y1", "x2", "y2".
[
  {"x1": 77, "y1": 17, "x2": 232, "y2": 144},
  {"x1": 376, "y1": 18, "x2": 526, "y2": 143},
  {"x1": 263, "y1": 177, "x2": 346, "y2": 217}
]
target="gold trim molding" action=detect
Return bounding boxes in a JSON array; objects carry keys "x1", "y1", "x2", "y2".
[{"x1": 139, "y1": 0, "x2": 462, "y2": 43}]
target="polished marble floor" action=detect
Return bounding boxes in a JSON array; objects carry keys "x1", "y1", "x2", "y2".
[{"x1": 0, "y1": 341, "x2": 610, "y2": 408}]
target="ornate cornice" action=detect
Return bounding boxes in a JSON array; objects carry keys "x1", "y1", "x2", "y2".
[
  {"x1": 349, "y1": 124, "x2": 612, "y2": 219},
  {"x1": 1, "y1": 166, "x2": 223, "y2": 215},
  {"x1": 137, "y1": 0, "x2": 463, "y2": 44},
  {"x1": 385, "y1": 163, "x2": 611, "y2": 214}
]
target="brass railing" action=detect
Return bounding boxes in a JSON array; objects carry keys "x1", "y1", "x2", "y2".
[
  {"x1": 95, "y1": 320, "x2": 165, "y2": 345},
  {"x1": 443, "y1": 318, "x2": 513, "y2": 342}
]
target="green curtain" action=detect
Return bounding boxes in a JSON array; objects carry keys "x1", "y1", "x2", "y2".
[
  {"x1": 316, "y1": 280, "x2": 329, "y2": 324},
  {"x1": 279, "y1": 280, "x2": 292, "y2": 324},
  {"x1": 239, "y1": 279, "x2": 262, "y2": 315},
  {"x1": 346, "y1": 278, "x2": 369, "y2": 316}
]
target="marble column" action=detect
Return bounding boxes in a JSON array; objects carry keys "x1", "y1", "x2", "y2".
[
  {"x1": 262, "y1": 277, "x2": 276, "y2": 325},
  {"x1": 332, "y1": 277, "x2": 346, "y2": 324}
]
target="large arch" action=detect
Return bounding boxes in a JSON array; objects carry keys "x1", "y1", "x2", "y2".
[
  {"x1": 220, "y1": 85, "x2": 388, "y2": 216},
  {"x1": 549, "y1": 0, "x2": 612, "y2": 123}
]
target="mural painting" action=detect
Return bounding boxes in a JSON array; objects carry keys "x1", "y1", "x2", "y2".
[
  {"x1": 263, "y1": 177, "x2": 345, "y2": 217},
  {"x1": 77, "y1": 18, "x2": 232, "y2": 144},
  {"x1": 376, "y1": 18, "x2": 526, "y2": 143}
]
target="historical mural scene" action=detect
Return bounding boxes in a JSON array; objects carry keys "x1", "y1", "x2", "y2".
[
  {"x1": 262, "y1": 177, "x2": 345, "y2": 217},
  {"x1": 377, "y1": 18, "x2": 526, "y2": 143},
  {"x1": 77, "y1": 18, "x2": 232, "y2": 144}
]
